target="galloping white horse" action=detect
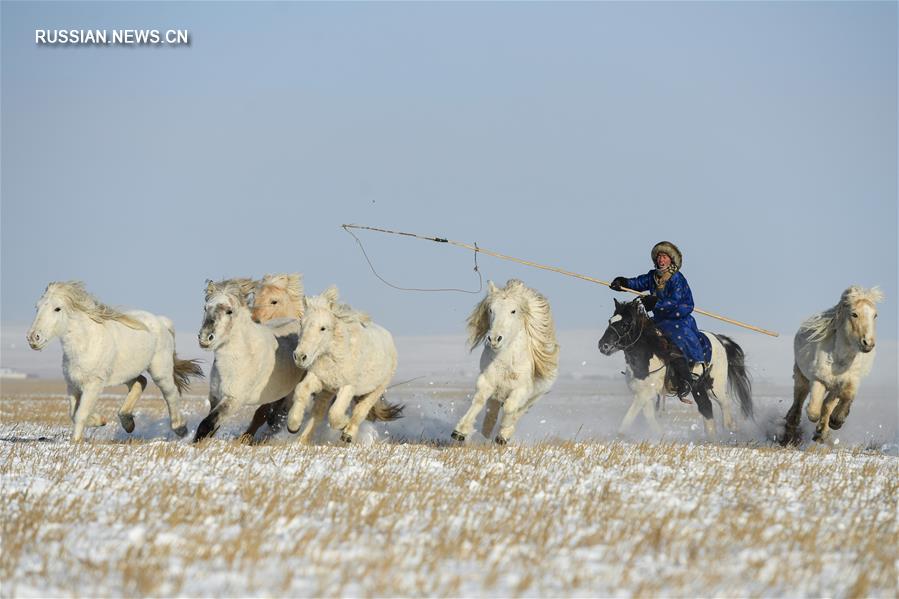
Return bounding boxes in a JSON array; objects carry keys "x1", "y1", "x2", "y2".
[
  {"x1": 784, "y1": 285, "x2": 883, "y2": 444},
  {"x1": 451, "y1": 279, "x2": 560, "y2": 445},
  {"x1": 27, "y1": 281, "x2": 203, "y2": 441},
  {"x1": 286, "y1": 286, "x2": 399, "y2": 443},
  {"x1": 195, "y1": 281, "x2": 305, "y2": 441}
]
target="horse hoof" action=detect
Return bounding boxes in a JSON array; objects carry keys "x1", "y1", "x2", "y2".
[
  {"x1": 119, "y1": 414, "x2": 135, "y2": 433},
  {"x1": 173, "y1": 425, "x2": 188, "y2": 438},
  {"x1": 287, "y1": 424, "x2": 299, "y2": 434},
  {"x1": 450, "y1": 430, "x2": 465, "y2": 442},
  {"x1": 828, "y1": 416, "x2": 844, "y2": 430},
  {"x1": 494, "y1": 435, "x2": 508, "y2": 446},
  {"x1": 340, "y1": 432, "x2": 353, "y2": 443}
]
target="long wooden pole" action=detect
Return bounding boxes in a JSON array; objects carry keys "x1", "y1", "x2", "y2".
[{"x1": 342, "y1": 224, "x2": 779, "y2": 337}]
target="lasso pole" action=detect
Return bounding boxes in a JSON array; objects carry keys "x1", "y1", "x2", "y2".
[{"x1": 342, "y1": 224, "x2": 779, "y2": 337}]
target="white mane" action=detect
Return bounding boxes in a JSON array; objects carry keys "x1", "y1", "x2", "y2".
[
  {"x1": 45, "y1": 281, "x2": 146, "y2": 330},
  {"x1": 306, "y1": 286, "x2": 371, "y2": 326},
  {"x1": 799, "y1": 285, "x2": 884, "y2": 342},
  {"x1": 467, "y1": 279, "x2": 559, "y2": 380}
]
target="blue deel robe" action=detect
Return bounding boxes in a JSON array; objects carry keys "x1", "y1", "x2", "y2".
[{"x1": 625, "y1": 271, "x2": 712, "y2": 363}]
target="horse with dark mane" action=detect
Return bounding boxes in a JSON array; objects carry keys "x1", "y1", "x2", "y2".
[{"x1": 598, "y1": 297, "x2": 753, "y2": 437}]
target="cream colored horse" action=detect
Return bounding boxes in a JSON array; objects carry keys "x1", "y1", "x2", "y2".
[
  {"x1": 783, "y1": 286, "x2": 883, "y2": 444},
  {"x1": 27, "y1": 281, "x2": 203, "y2": 441},
  {"x1": 286, "y1": 286, "x2": 400, "y2": 443},
  {"x1": 452, "y1": 279, "x2": 560, "y2": 445}
]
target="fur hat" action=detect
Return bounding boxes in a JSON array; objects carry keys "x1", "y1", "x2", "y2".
[{"x1": 651, "y1": 241, "x2": 682, "y2": 269}]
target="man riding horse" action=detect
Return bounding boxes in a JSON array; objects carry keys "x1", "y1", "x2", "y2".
[{"x1": 610, "y1": 241, "x2": 711, "y2": 401}]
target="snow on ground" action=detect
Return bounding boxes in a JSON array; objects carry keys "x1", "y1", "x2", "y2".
[{"x1": 1, "y1": 377, "x2": 897, "y2": 597}]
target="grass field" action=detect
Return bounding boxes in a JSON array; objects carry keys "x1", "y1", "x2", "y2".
[{"x1": 1, "y1": 379, "x2": 897, "y2": 597}]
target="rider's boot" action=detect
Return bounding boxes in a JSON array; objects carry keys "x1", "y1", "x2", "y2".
[{"x1": 668, "y1": 356, "x2": 694, "y2": 404}]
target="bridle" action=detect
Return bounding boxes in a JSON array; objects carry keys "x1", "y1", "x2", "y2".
[{"x1": 606, "y1": 311, "x2": 647, "y2": 352}]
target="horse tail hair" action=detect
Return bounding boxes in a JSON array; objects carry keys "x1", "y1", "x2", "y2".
[
  {"x1": 172, "y1": 354, "x2": 205, "y2": 395},
  {"x1": 365, "y1": 396, "x2": 404, "y2": 422},
  {"x1": 716, "y1": 334, "x2": 754, "y2": 420}
]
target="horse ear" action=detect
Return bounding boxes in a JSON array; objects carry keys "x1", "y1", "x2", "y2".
[
  {"x1": 288, "y1": 273, "x2": 303, "y2": 297},
  {"x1": 487, "y1": 280, "x2": 498, "y2": 295},
  {"x1": 613, "y1": 298, "x2": 621, "y2": 311},
  {"x1": 323, "y1": 285, "x2": 339, "y2": 306},
  {"x1": 205, "y1": 279, "x2": 217, "y2": 296}
]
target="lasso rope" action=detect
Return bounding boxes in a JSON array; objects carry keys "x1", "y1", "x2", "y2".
[
  {"x1": 342, "y1": 224, "x2": 779, "y2": 337},
  {"x1": 343, "y1": 224, "x2": 483, "y2": 294}
]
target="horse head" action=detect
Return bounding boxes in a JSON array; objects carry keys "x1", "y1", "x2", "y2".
[
  {"x1": 27, "y1": 283, "x2": 72, "y2": 350},
  {"x1": 838, "y1": 286, "x2": 883, "y2": 353},
  {"x1": 293, "y1": 285, "x2": 340, "y2": 368},
  {"x1": 251, "y1": 273, "x2": 303, "y2": 323},
  {"x1": 199, "y1": 281, "x2": 249, "y2": 350},
  {"x1": 482, "y1": 280, "x2": 529, "y2": 351},
  {"x1": 598, "y1": 297, "x2": 654, "y2": 356}
]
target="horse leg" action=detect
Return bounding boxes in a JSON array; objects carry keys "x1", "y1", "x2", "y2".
[
  {"x1": 343, "y1": 385, "x2": 387, "y2": 443},
  {"x1": 118, "y1": 375, "x2": 147, "y2": 434},
  {"x1": 299, "y1": 392, "x2": 333, "y2": 444},
  {"x1": 71, "y1": 382, "x2": 103, "y2": 442},
  {"x1": 640, "y1": 399, "x2": 663, "y2": 436},
  {"x1": 618, "y1": 395, "x2": 646, "y2": 436},
  {"x1": 480, "y1": 398, "x2": 501, "y2": 440},
  {"x1": 805, "y1": 380, "x2": 828, "y2": 423},
  {"x1": 452, "y1": 377, "x2": 495, "y2": 441},
  {"x1": 242, "y1": 402, "x2": 275, "y2": 441},
  {"x1": 193, "y1": 400, "x2": 234, "y2": 443},
  {"x1": 495, "y1": 387, "x2": 538, "y2": 444},
  {"x1": 813, "y1": 392, "x2": 840, "y2": 443},
  {"x1": 148, "y1": 357, "x2": 187, "y2": 438},
  {"x1": 66, "y1": 384, "x2": 79, "y2": 422},
  {"x1": 286, "y1": 374, "x2": 323, "y2": 434},
  {"x1": 327, "y1": 385, "x2": 356, "y2": 433},
  {"x1": 692, "y1": 385, "x2": 716, "y2": 439},
  {"x1": 783, "y1": 365, "x2": 810, "y2": 445},
  {"x1": 267, "y1": 396, "x2": 292, "y2": 432},
  {"x1": 829, "y1": 382, "x2": 857, "y2": 431}
]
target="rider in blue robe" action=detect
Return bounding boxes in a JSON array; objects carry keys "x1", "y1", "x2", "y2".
[{"x1": 611, "y1": 241, "x2": 711, "y2": 398}]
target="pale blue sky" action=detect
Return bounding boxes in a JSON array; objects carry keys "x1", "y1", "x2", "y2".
[{"x1": 2, "y1": 2, "x2": 896, "y2": 367}]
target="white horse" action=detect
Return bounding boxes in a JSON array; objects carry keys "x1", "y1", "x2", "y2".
[
  {"x1": 451, "y1": 279, "x2": 560, "y2": 445},
  {"x1": 26, "y1": 281, "x2": 203, "y2": 441},
  {"x1": 783, "y1": 285, "x2": 883, "y2": 444},
  {"x1": 195, "y1": 280, "x2": 305, "y2": 442},
  {"x1": 598, "y1": 297, "x2": 754, "y2": 438},
  {"x1": 286, "y1": 286, "x2": 399, "y2": 443}
]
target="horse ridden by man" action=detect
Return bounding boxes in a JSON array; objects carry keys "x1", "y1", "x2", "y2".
[{"x1": 602, "y1": 241, "x2": 753, "y2": 437}]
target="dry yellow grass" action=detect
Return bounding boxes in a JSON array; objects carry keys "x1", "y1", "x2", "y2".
[{"x1": 1, "y1": 382, "x2": 897, "y2": 597}]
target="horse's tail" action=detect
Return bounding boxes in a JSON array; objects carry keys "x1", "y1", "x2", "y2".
[
  {"x1": 366, "y1": 396, "x2": 404, "y2": 422},
  {"x1": 716, "y1": 334, "x2": 754, "y2": 419},
  {"x1": 172, "y1": 353, "x2": 205, "y2": 395}
]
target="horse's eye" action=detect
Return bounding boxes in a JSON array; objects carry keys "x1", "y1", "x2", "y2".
[
  {"x1": 320, "y1": 326, "x2": 326, "y2": 332},
  {"x1": 511, "y1": 309, "x2": 516, "y2": 314},
  {"x1": 851, "y1": 312, "x2": 858, "y2": 318},
  {"x1": 271, "y1": 300, "x2": 278, "y2": 305},
  {"x1": 54, "y1": 307, "x2": 61, "y2": 312},
  {"x1": 226, "y1": 310, "x2": 233, "y2": 315}
]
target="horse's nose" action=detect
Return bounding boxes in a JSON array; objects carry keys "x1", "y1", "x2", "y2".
[
  {"x1": 496, "y1": 335, "x2": 503, "y2": 344},
  {"x1": 295, "y1": 352, "x2": 307, "y2": 365}
]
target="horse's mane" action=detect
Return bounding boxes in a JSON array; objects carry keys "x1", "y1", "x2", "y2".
[
  {"x1": 799, "y1": 285, "x2": 884, "y2": 342},
  {"x1": 467, "y1": 279, "x2": 559, "y2": 380},
  {"x1": 257, "y1": 273, "x2": 304, "y2": 318},
  {"x1": 205, "y1": 280, "x2": 251, "y2": 309},
  {"x1": 46, "y1": 281, "x2": 146, "y2": 330},
  {"x1": 205, "y1": 277, "x2": 256, "y2": 303},
  {"x1": 306, "y1": 286, "x2": 371, "y2": 326}
]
